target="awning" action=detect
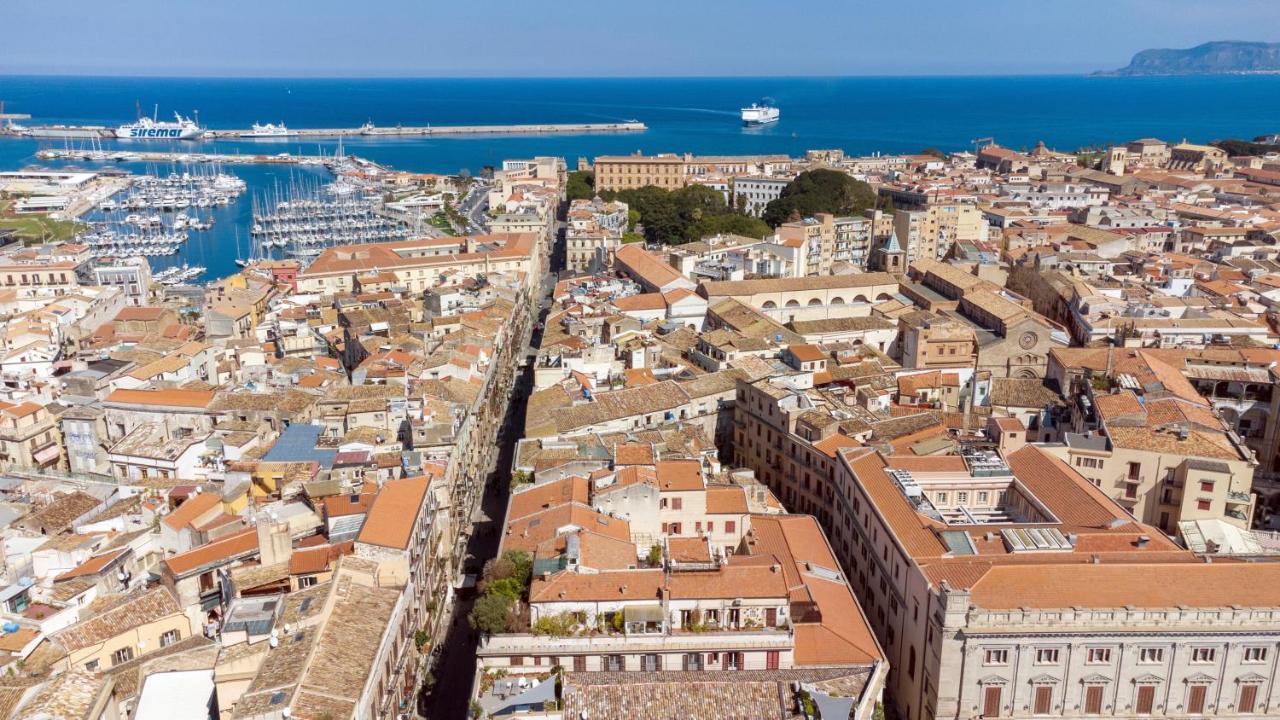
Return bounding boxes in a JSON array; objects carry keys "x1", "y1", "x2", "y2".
[
  {"x1": 623, "y1": 605, "x2": 664, "y2": 624},
  {"x1": 33, "y1": 445, "x2": 60, "y2": 466}
]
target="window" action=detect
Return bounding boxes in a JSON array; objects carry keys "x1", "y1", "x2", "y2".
[
  {"x1": 1200, "y1": 481, "x2": 1214, "y2": 493},
  {"x1": 1086, "y1": 647, "x2": 1112, "y2": 664},
  {"x1": 84, "y1": 659, "x2": 99, "y2": 671},
  {"x1": 957, "y1": 492, "x2": 969, "y2": 504},
  {"x1": 160, "y1": 629, "x2": 180, "y2": 648},
  {"x1": 1035, "y1": 648, "x2": 1060, "y2": 664},
  {"x1": 1244, "y1": 646, "x2": 1268, "y2": 663},
  {"x1": 641, "y1": 654, "x2": 660, "y2": 672},
  {"x1": 724, "y1": 521, "x2": 735, "y2": 534},
  {"x1": 510, "y1": 656, "x2": 523, "y2": 666},
  {"x1": 1190, "y1": 647, "x2": 1215, "y2": 663},
  {"x1": 1138, "y1": 647, "x2": 1164, "y2": 664},
  {"x1": 672, "y1": 498, "x2": 683, "y2": 511},
  {"x1": 977, "y1": 491, "x2": 989, "y2": 504},
  {"x1": 936, "y1": 492, "x2": 949, "y2": 504},
  {"x1": 1197, "y1": 499, "x2": 1211, "y2": 511},
  {"x1": 112, "y1": 647, "x2": 134, "y2": 666},
  {"x1": 984, "y1": 649, "x2": 1009, "y2": 665}
]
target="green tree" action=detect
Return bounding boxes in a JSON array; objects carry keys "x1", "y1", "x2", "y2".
[
  {"x1": 500, "y1": 550, "x2": 533, "y2": 587},
  {"x1": 920, "y1": 147, "x2": 946, "y2": 158},
  {"x1": 762, "y1": 169, "x2": 877, "y2": 227},
  {"x1": 686, "y1": 213, "x2": 772, "y2": 241},
  {"x1": 566, "y1": 171, "x2": 595, "y2": 201},
  {"x1": 469, "y1": 593, "x2": 515, "y2": 634}
]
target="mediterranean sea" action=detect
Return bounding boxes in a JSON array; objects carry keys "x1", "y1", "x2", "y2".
[{"x1": 2, "y1": 74, "x2": 1280, "y2": 280}]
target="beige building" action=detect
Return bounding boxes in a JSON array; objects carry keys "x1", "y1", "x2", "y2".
[
  {"x1": 699, "y1": 273, "x2": 900, "y2": 324},
  {"x1": 776, "y1": 213, "x2": 876, "y2": 273},
  {"x1": 592, "y1": 152, "x2": 792, "y2": 192},
  {"x1": 731, "y1": 382, "x2": 1280, "y2": 720},
  {"x1": 295, "y1": 234, "x2": 537, "y2": 296},
  {"x1": 892, "y1": 203, "x2": 986, "y2": 262},
  {"x1": 52, "y1": 587, "x2": 191, "y2": 672},
  {"x1": 0, "y1": 399, "x2": 62, "y2": 471}
]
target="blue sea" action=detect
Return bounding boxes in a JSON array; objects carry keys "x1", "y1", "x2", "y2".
[{"x1": 2, "y1": 74, "x2": 1280, "y2": 280}]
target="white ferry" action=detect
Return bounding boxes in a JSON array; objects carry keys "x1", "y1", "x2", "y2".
[
  {"x1": 741, "y1": 100, "x2": 780, "y2": 126},
  {"x1": 244, "y1": 122, "x2": 296, "y2": 138},
  {"x1": 116, "y1": 111, "x2": 204, "y2": 140}
]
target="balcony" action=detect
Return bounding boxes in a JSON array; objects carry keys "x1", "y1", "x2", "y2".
[{"x1": 1227, "y1": 490, "x2": 1252, "y2": 505}]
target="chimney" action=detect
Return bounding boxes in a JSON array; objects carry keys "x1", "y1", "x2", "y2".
[{"x1": 257, "y1": 516, "x2": 293, "y2": 567}]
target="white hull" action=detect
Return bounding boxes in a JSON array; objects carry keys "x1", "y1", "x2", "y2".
[
  {"x1": 116, "y1": 125, "x2": 203, "y2": 140},
  {"x1": 741, "y1": 106, "x2": 780, "y2": 125}
]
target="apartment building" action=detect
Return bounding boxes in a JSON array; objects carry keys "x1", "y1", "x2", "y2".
[
  {"x1": 566, "y1": 197, "x2": 629, "y2": 272},
  {"x1": 0, "y1": 399, "x2": 63, "y2": 471},
  {"x1": 891, "y1": 204, "x2": 986, "y2": 263},
  {"x1": 295, "y1": 234, "x2": 538, "y2": 296},
  {"x1": 777, "y1": 213, "x2": 875, "y2": 273},
  {"x1": 733, "y1": 373, "x2": 1280, "y2": 720},
  {"x1": 1046, "y1": 347, "x2": 1263, "y2": 532},
  {"x1": 474, "y1": 446, "x2": 887, "y2": 720},
  {"x1": 592, "y1": 152, "x2": 792, "y2": 192}
]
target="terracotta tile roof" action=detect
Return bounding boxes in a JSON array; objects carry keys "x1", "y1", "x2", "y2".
[
  {"x1": 508, "y1": 477, "x2": 591, "y2": 521},
  {"x1": 656, "y1": 460, "x2": 703, "y2": 492},
  {"x1": 1093, "y1": 390, "x2": 1146, "y2": 422},
  {"x1": 704, "y1": 486, "x2": 748, "y2": 514},
  {"x1": 612, "y1": 292, "x2": 667, "y2": 312},
  {"x1": 52, "y1": 587, "x2": 180, "y2": 652},
  {"x1": 667, "y1": 537, "x2": 711, "y2": 563},
  {"x1": 667, "y1": 564, "x2": 788, "y2": 600},
  {"x1": 1005, "y1": 445, "x2": 1133, "y2": 530},
  {"x1": 161, "y1": 491, "x2": 221, "y2": 531},
  {"x1": 612, "y1": 442, "x2": 657, "y2": 466},
  {"x1": 504, "y1": 503, "x2": 631, "y2": 555},
  {"x1": 23, "y1": 491, "x2": 100, "y2": 533},
  {"x1": 969, "y1": 563, "x2": 1280, "y2": 610},
  {"x1": 530, "y1": 568, "x2": 663, "y2": 603},
  {"x1": 54, "y1": 548, "x2": 128, "y2": 582},
  {"x1": 289, "y1": 541, "x2": 354, "y2": 575},
  {"x1": 1106, "y1": 425, "x2": 1240, "y2": 461},
  {"x1": 104, "y1": 388, "x2": 215, "y2": 409},
  {"x1": 842, "y1": 449, "x2": 947, "y2": 557},
  {"x1": 164, "y1": 527, "x2": 258, "y2": 576},
  {"x1": 787, "y1": 344, "x2": 827, "y2": 363},
  {"x1": 742, "y1": 515, "x2": 882, "y2": 666},
  {"x1": 356, "y1": 475, "x2": 430, "y2": 550}
]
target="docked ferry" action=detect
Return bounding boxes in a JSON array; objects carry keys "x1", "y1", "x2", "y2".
[
  {"x1": 116, "y1": 112, "x2": 204, "y2": 140},
  {"x1": 244, "y1": 122, "x2": 296, "y2": 138},
  {"x1": 741, "y1": 100, "x2": 780, "y2": 126}
]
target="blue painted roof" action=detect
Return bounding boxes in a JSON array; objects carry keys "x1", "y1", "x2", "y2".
[{"x1": 261, "y1": 424, "x2": 336, "y2": 468}]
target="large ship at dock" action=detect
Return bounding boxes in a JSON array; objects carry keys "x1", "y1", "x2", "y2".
[
  {"x1": 19, "y1": 125, "x2": 113, "y2": 139},
  {"x1": 116, "y1": 111, "x2": 204, "y2": 140},
  {"x1": 243, "y1": 122, "x2": 295, "y2": 138}
]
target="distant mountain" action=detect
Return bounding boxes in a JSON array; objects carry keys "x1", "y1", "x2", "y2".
[{"x1": 1100, "y1": 41, "x2": 1280, "y2": 76}]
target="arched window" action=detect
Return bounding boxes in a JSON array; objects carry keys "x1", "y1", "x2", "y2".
[
  {"x1": 876, "y1": 293, "x2": 894, "y2": 301},
  {"x1": 830, "y1": 296, "x2": 845, "y2": 305},
  {"x1": 853, "y1": 294, "x2": 870, "y2": 303},
  {"x1": 785, "y1": 300, "x2": 801, "y2": 308},
  {"x1": 762, "y1": 301, "x2": 777, "y2": 310},
  {"x1": 808, "y1": 298, "x2": 823, "y2": 306}
]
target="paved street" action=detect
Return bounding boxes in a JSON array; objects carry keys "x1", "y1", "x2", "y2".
[
  {"x1": 422, "y1": 218, "x2": 560, "y2": 720},
  {"x1": 458, "y1": 181, "x2": 489, "y2": 233}
]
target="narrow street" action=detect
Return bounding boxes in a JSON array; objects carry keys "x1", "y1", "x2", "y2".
[{"x1": 422, "y1": 220, "x2": 561, "y2": 719}]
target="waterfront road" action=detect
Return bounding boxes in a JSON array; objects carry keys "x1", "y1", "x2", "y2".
[
  {"x1": 422, "y1": 242, "x2": 556, "y2": 720},
  {"x1": 458, "y1": 182, "x2": 489, "y2": 234}
]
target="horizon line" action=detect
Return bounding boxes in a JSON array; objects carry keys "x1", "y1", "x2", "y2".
[{"x1": 0, "y1": 71, "x2": 1120, "y2": 81}]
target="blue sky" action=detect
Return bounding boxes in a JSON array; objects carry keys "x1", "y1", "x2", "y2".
[{"x1": 5, "y1": 0, "x2": 1280, "y2": 77}]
